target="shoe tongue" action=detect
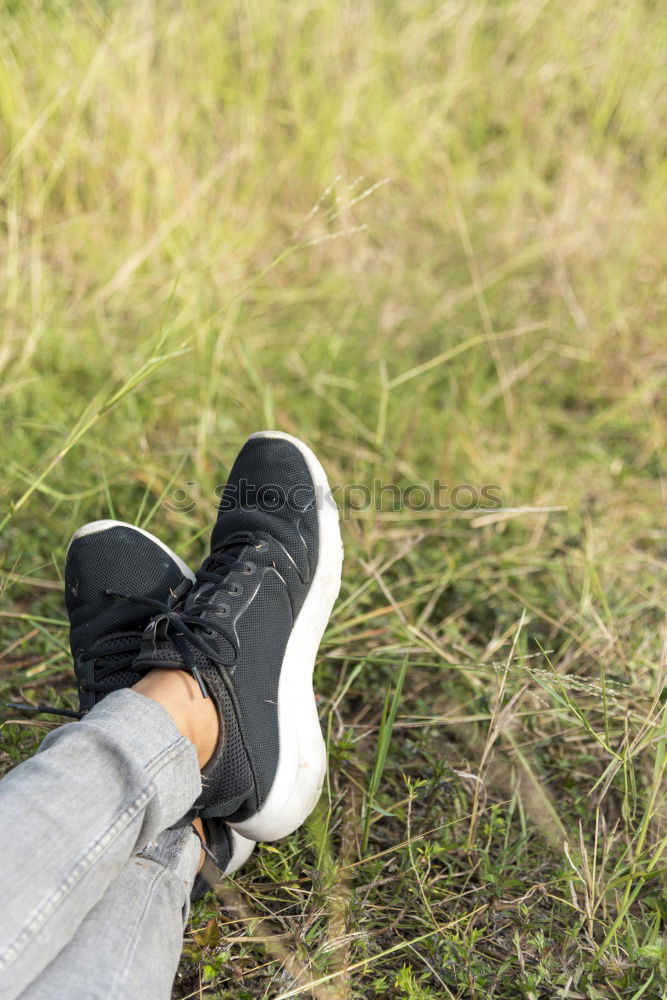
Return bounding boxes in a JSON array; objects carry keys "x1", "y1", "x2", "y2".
[
  {"x1": 135, "y1": 619, "x2": 188, "y2": 668},
  {"x1": 135, "y1": 638, "x2": 183, "y2": 669},
  {"x1": 135, "y1": 607, "x2": 236, "y2": 671}
]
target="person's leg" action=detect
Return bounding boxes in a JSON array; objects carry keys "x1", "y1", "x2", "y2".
[
  {"x1": 0, "y1": 673, "x2": 215, "y2": 1000},
  {"x1": 18, "y1": 826, "x2": 201, "y2": 1000},
  {"x1": 3, "y1": 432, "x2": 341, "y2": 999},
  {"x1": 18, "y1": 818, "x2": 255, "y2": 1000}
]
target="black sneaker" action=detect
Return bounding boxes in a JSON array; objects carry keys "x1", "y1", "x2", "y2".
[
  {"x1": 64, "y1": 519, "x2": 255, "y2": 879},
  {"x1": 65, "y1": 520, "x2": 195, "y2": 712},
  {"x1": 133, "y1": 432, "x2": 344, "y2": 841}
]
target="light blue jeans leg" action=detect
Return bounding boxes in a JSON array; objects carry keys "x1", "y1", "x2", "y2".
[
  {"x1": 18, "y1": 826, "x2": 201, "y2": 1000},
  {"x1": 0, "y1": 689, "x2": 201, "y2": 1000}
]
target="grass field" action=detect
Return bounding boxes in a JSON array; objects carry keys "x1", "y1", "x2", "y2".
[{"x1": 1, "y1": 0, "x2": 666, "y2": 996}]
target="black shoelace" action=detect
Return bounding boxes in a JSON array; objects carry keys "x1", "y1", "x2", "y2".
[
  {"x1": 4, "y1": 629, "x2": 153, "y2": 720},
  {"x1": 4, "y1": 703, "x2": 85, "y2": 720},
  {"x1": 4, "y1": 532, "x2": 262, "y2": 720}
]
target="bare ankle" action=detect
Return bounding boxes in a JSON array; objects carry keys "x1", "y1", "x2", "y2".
[
  {"x1": 132, "y1": 669, "x2": 220, "y2": 769},
  {"x1": 192, "y1": 817, "x2": 207, "y2": 874}
]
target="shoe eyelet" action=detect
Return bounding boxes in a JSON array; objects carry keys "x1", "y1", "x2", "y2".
[
  {"x1": 219, "y1": 604, "x2": 230, "y2": 616},
  {"x1": 243, "y1": 561, "x2": 256, "y2": 575},
  {"x1": 228, "y1": 582, "x2": 243, "y2": 596},
  {"x1": 202, "y1": 627, "x2": 216, "y2": 638}
]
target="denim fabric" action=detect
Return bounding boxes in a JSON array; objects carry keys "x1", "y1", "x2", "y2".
[
  {"x1": 0, "y1": 689, "x2": 201, "y2": 999},
  {"x1": 19, "y1": 826, "x2": 200, "y2": 1000}
]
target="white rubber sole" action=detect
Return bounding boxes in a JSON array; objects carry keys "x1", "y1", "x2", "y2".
[
  {"x1": 223, "y1": 828, "x2": 256, "y2": 875},
  {"x1": 68, "y1": 519, "x2": 196, "y2": 583},
  {"x1": 229, "y1": 431, "x2": 343, "y2": 842}
]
